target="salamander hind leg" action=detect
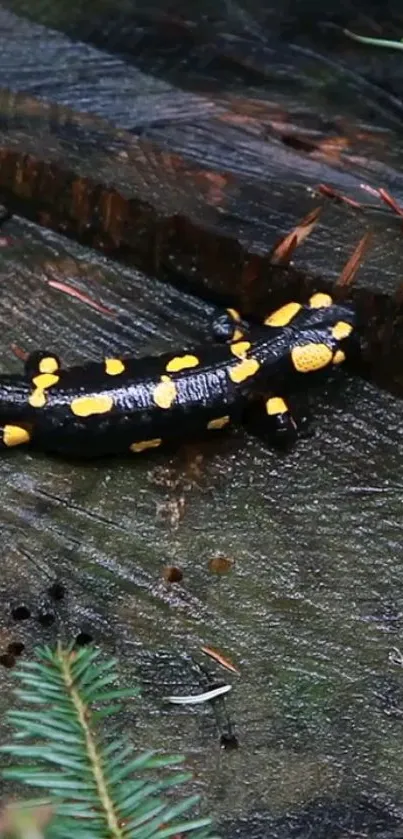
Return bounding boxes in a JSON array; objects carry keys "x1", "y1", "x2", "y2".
[
  {"x1": 246, "y1": 394, "x2": 299, "y2": 450},
  {"x1": 0, "y1": 423, "x2": 32, "y2": 450},
  {"x1": 24, "y1": 350, "x2": 61, "y2": 378}
]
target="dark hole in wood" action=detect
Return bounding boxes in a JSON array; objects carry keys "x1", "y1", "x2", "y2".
[
  {"x1": 37, "y1": 611, "x2": 56, "y2": 628},
  {"x1": 162, "y1": 565, "x2": 183, "y2": 583},
  {"x1": 47, "y1": 582, "x2": 66, "y2": 602},
  {"x1": 208, "y1": 556, "x2": 233, "y2": 574},
  {"x1": 280, "y1": 133, "x2": 316, "y2": 153},
  {"x1": 75, "y1": 632, "x2": 93, "y2": 647},
  {"x1": 11, "y1": 605, "x2": 31, "y2": 621},
  {"x1": 7, "y1": 641, "x2": 25, "y2": 656},
  {"x1": 0, "y1": 653, "x2": 16, "y2": 668}
]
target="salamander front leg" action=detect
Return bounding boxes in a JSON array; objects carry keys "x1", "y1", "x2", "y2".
[
  {"x1": 0, "y1": 423, "x2": 32, "y2": 450},
  {"x1": 24, "y1": 351, "x2": 61, "y2": 378},
  {"x1": 264, "y1": 395, "x2": 299, "y2": 448}
]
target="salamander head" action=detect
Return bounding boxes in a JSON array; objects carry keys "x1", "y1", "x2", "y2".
[
  {"x1": 291, "y1": 295, "x2": 360, "y2": 366},
  {"x1": 295, "y1": 294, "x2": 357, "y2": 330},
  {"x1": 288, "y1": 303, "x2": 360, "y2": 374},
  {"x1": 265, "y1": 294, "x2": 357, "y2": 334}
]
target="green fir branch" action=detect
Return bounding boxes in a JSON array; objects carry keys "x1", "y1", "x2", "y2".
[{"x1": 1, "y1": 643, "x2": 218, "y2": 839}]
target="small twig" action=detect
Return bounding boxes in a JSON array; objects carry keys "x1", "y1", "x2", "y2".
[
  {"x1": 165, "y1": 685, "x2": 232, "y2": 704},
  {"x1": 344, "y1": 29, "x2": 403, "y2": 52},
  {"x1": 196, "y1": 662, "x2": 238, "y2": 748}
]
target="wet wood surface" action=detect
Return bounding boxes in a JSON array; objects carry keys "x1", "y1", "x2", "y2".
[
  {"x1": 1, "y1": 212, "x2": 403, "y2": 838},
  {"x1": 0, "y1": 8, "x2": 403, "y2": 392},
  {"x1": 0, "y1": 4, "x2": 402, "y2": 838}
]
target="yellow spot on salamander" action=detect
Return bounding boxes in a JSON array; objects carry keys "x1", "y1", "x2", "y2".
[
  {"x1": 207, "y1": 415, "x2": 230, "y2": 430},
  {"x1": 332, "y1": 321, "x2": 353, "y2": 341},
  {"x1": 232, "y1": 328, "x2": 244, "y2": 341},
  {"x1": 165, "y1": 355, "x2": 199, "y2": 373},
  {"x1": 130, "y1": 438, "x2": 162, "y2": 453},
  {"x1": 70, "y1": 394, "x2": 114, "y2": 417},
  {"x1": 333, "y1": 349, "x2": 346, "y2": 365},
  {"x1": 230, "y1": 340, "x2": 251, "y2": 359},
  {"x1": 226, "y1": 308, "x2": 241, "y2": 322},
  {"x1": 153, "y1": 375, "x2": 177, "y2": 409},
  {"x1": 32, "y1": 373, "x2": 59, "y2": 389},
  {"x1": 264, "y1": 302, "x2": 302, "y2": 327},
  {"x1": 266, "y1": 397, "x2": 288, "y2": 416},
  {"x1": 229, "y1": 357, "x2": 260, "y2": 383},
  {"x1": 3, "y1": 425, "x2": 30, "y2": 447},
  {"x1": 28, "y1": 389, "x2": 46, "y2": 408},
  {"x1": 105, "y1": 358, "x2": 125, "y2": 376},
  {"x1": 39, "y1": 356, "x2": 59, "y2": 374},
  {"x1": 291, "y1": 343, "x2": 333, "y2": 373},
  {"x1": 309, "y1": 293, "x2": 333, "y2": 309}
]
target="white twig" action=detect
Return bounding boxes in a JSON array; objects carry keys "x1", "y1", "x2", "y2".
[{"x1": 165, "y1": 685, "x2": 232, "y2": 705}]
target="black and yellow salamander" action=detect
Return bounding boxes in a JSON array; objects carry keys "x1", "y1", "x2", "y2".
[{"x1": 0, "y1": 293, "x2": 358, "y2": 458}]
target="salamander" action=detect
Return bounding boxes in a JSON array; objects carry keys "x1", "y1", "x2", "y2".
[{"x1": 0, "y1": 292, "x2": 358, "y2": 458}]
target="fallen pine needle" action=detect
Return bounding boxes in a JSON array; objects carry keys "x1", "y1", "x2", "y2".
[
  {"x1": 317, "y1": 183, "x2": 362, "y2": 208},
  {"x1": 10, "y1": 343, "x2": 28, "y2": 361},
  {"x1": 201, "y1": 645, "x2": 240, "y2": 675},
  {"x1": 336, "y1": 231, "x2": 372, "y2": 287},
  {"x1": 377, "y1": 188, "x2": 403, "y2": 217},
  {"x1": 48, "y1": 280, "x2": 114, "y2": 316},
  {"x1": 271, "y1": 207, "x2": 322, "y2": 264}
]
